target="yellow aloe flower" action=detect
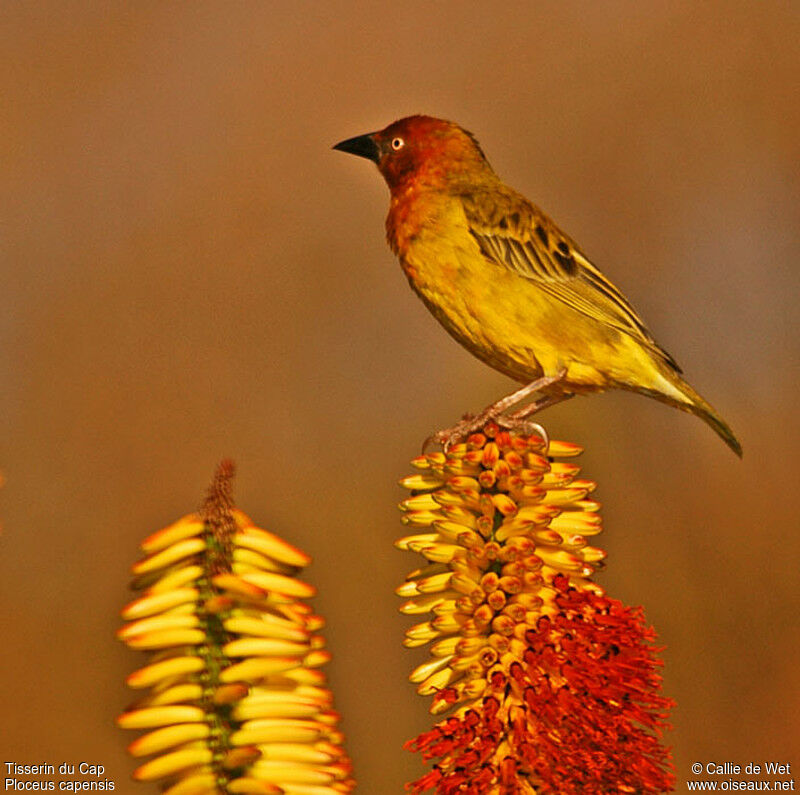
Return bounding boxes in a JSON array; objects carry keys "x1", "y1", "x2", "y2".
[
  {"x1": 118, "y1": 460, "x2": 355, "y2": 794},
  {"x1": 397, "y1": 423, "x2": 674, "y2": 794}
]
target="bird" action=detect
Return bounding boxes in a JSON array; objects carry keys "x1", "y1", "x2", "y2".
[{"x1": 333, "y1": 115, "x2": 741, "y2": 457}]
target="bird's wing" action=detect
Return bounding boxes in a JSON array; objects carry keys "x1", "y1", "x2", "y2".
[{"x1": 460, "y1": 188, "x2": 682, "y2": 372}]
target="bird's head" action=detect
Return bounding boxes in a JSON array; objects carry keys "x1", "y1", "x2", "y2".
[{"x1": 333, "y1": 115, "x2": 492, "y2": 192}]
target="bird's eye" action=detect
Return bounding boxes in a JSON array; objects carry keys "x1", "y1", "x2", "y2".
[{"x1": 391, "y1": 137, "x2": 405, "y2": 151}]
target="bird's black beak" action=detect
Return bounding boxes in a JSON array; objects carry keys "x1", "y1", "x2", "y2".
[{"x1": 332, "y1": 132, "x2": 380, "y2": 163}]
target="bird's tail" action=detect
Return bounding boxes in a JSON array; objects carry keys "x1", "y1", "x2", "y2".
[{"x1": 651, "y1": 373, "x2": 742, "y2": 457}]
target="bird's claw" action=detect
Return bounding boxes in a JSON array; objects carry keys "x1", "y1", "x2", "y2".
[
  {"x1": 422, "y1": 374, "x2": 570, "y2": 454},
  {"x1": 495, "y1": 414, "x2": 550, "y2": 452},
  {"x1": 422, "y1": 414, "x2": 481, "y2": 453},
  {"x1": 423, "y1": 413, "x2": 550, "y2": 454}
]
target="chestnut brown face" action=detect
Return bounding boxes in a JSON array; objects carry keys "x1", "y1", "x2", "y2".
[{"x1": 335, "y1": 115, "x2": 488, "y2": 192}]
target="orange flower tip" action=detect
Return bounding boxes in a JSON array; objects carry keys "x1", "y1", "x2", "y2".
[
  {"x1": 304, "y1": 649, "x2": 332, "y2": 668},
  {"x1": 160, "y1": 773, "x2": 217, "y2": 795},
  {"x1": 540, "y1": 486, "x2": 590, "y2": 506},
  {"x1": 117, "y1": 704, "x2": 205, "y2": 729},
  {"x1": 230, "y1": 722, "x2": 322, "y2": 746},
  {"x1": 582, "y1": 546, "x2": 607, "y2": 563},
  {"x1": 400, "y1": 511, "x2": 442, "y2": 528},
  {"x1": 221, "y1": 745, "x2": 262, "y2": 769},
  {"x1": 251, "y1": 759, "x2": 338, "y2": 785},
  {"x1": 303, "y1": 614, "x2": 326, "y2": 632},
  {"x1": 140, "y1": 515, "x2": 204, "y2": 554},
  {"x1": 237, "y1": 525, "x2": 312, "y2": 568},
  {"x1": 127, "y1": 682, "x2": 203, "y2": 709},
  {"x1": 572, "y1": 477, "x2": 597, "y2": 490},
  {"x1": 117, "y1": 613, "x2": 199, "y2": 640},
  {"x1": 239, "y1": 570, "x2": 316, "y2": 599},
  {"x1": 283, "y1": 667, "x2": 327, "y2": 686},
  {"x1": 125, "y1": 628, "x2": 206, "y2": 650},
  {"x1": 132, "y1": 746, "x2": 212, "y2": 781},
  {"x1": 131, "y1": 537, "x2": 206, "y2": 576},
  {"x1": 410, "y1": 655, "x2": 454, "y2": 684},
  {"x1": 223, "y1": 637, "x2": 310, "y2": 658},
  {"x1": 226, "y1": 779, "x2": 283, "y2": 794},
  {"x1": 231, "y1": 507, "x2": 255, "y2": 527},
  {"x1": 127, "y1": 723, "x2": 210, "y2": 757},
  {"x1": 404, "y1": 636, "x2": 432, "y2": 649},
  {"x1": 125, "y1": 656, "x2": 204, "y2": 689},
  {"x1": 212, "y1": 572, "x2": 269, "y2": 600},
  {"x1": 399, "y1": 494, "x2": 442, "y2": 512},
  {"x1": 547, "y1": 439, "x2": 584, "y2": 457},
  {"x1": 400, "y1": 474, "x2": 446, "y2": 490},
  {"x1": 203, "y1": 594, "x2": 237, "y2": 613},
  {"x1": 447, "y1": 475, "x2": 480, "y2": 492},
  {"x1": 490, "y1": 494, "x2": 518, "y2": 516},
  {"x1": 220, "y1": 657, "x2": 303, "y2": 683},
  {"x1": 121, "y1": 588, "x2": 199, "y2": 621},
  {"x1": 140, "y1": 564, "x2": 205, "y2": 594},
  {"x1": 415, "y1": 572, "x2": 454, "y2": 594},
  {"x1": 213, "y1": 682, "x2": 250, "y2": 705}
]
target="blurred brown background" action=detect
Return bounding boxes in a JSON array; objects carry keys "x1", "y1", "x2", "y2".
[{"x1": 1, "y1": 1, "x2": 798, "y2": 791}]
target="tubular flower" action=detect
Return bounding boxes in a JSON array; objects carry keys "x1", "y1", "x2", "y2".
[
  {"x1": 397, "y1": 424, "x2": 674, "y2": 794},
  {"x1": 118, "y1": 460, "x2": 355, "y2": 795}
]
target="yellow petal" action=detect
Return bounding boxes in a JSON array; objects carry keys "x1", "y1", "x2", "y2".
[
  {"x1": 161, "y1": 773, "x2": 217, "y2": 795},
  {"x1": 126, "y1": 656, "x2": 204, "y2": 689},
  {"x1": 117, "y1": 704, "x2": 205, "y2": 729},
  {"x1": 249, "y1": 759, "x2": 334, "y2": 784},
  {"x1": 395, "y1": 533, "x2": 439, "y2": 550},
  {"x1": 212, "y1": 572, "x2": 269, "y2": 600},
  {"x1": 132, "y1": 538, "x2": 206, "y2": 575},
  {"x1": 126, "y1": 628, "x2": 206, "y2": 650},
  {"x1": 128, "y1": 723, "x2": 210, "y2": 756},
  {"x1": 213, "y1": 683, "x2": 250, "y2": 705},
  {"x1": 132, "y1": 746, "x2": 212, "y2": 781},
  {"x1": 140, "y1": 516, "x2": 204, "y2": 554},
  {"x1": 224, "y1": 638, "x2": 309, "y2": 658},
  {"x1": 234, "y1": 547, "x2": 293, "y2": 574},
  {"x1": 398, "y1": 493, "x2": 441, "y2": 512},
  {"x1": 232, "y1": 697, "x2": 321, "y2": 721},
  {"x1": 235, "y1": 526, "x2": 310, "y2": 568},
  {"x1": 409, "y1": 655, "x2": 454, "y2": 684},
  {"x1": 129, "y1": 683, "x2": 203, "y2": 708},
  {"x1": 417, "y1": 666, "x2": 459, "y2": 696},
  {"x1": 238, "y1": 571, "x2": 316, "y2": 599},
  {"x1": 226, "y1": 779, "x2": 282, "y2": 794},
  {"x1": 539, "y1": 487, "x2": 590, "y2": 506},
  {"x1": 399, "y1": 474, "x2": 445, "y2": 490},
  {"x1": 547, "y1": 440, "x2": 584, "y2": 457},
  {"x1": 231, "y1": 721, "x2": 322, "y2": 746},
  {"x1": 535, "y1": 547, "x2": 584, "y2": 572},
  {"x1": 121, "y1": 588, "x2": 198, "y2": 620},
  {"x1": 257, "y1": 743, "x2": 334, "y2": 763},
  {"x1": 146, "y1": 565, "x2": 205, "y2": 594},
  {"x1": 220, "y1": 657, "x2": 301, "y2": 683},
  {"x1": 223, "y1": 615, "x2": 309, "y2": 642},
  {"x1": 414, "y1": 572, "x2": 453, "y2": 594},
  {"x1": 117, "y1": 613, "x2": 199, "y2": 640}
]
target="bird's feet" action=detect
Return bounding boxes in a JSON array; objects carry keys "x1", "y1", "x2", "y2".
[{"x1": 423, "y1": 371, "x2": 569, "y2": 453}]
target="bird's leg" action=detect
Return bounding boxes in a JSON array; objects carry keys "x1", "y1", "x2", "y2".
[
  {"x1": 424, "y1": 370, "x2": 568, "y2": 452},
  {"x1": 497, "y1": 392, "x2": 575, "y2": 451}
]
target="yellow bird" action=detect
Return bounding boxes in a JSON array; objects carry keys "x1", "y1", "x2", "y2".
[{"x1": 334, "y1": 115, "x2": 741, "y2": 456}]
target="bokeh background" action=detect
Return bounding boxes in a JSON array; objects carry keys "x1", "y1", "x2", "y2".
[{"x1": 1, "y1": 1, "x2": 798, "y2": 791}]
